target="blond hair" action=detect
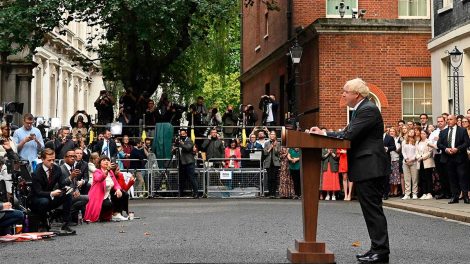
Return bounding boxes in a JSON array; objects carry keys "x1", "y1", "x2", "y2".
[{"x1": 345, "y1": 78, "x2": 370, "y2": 98}]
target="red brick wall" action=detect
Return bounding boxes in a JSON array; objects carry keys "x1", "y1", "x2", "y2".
[
  {"x1": 242, "y1": 58, "x2": 287, "y2": 125},
  {"x1": 312, "y1": 33, "x2": 431, "y2": 130},
  {"x1": 242, "y1": 0, "x2": 412, "y2": 73},
  {"x1": 242, "y1": 0, "x2": 288, "y2": 71}
]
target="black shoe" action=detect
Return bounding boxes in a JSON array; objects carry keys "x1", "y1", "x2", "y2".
[
  {"x1": 448, "y1": 197, "x2": 459, "y2": 204},
  {"x1": 68, "y1": 222, "x2": 78, "y2": 226},
  {"x1": 60, "y1": 225, "x2": 76, "y2": 235},
  {"x1": 382, "y1": 195, "x2": 388, "y2": 200},
  {"x1": 357, "y1": 253, "x2": 389, "y2": 263},
  {"x1": 356, "y1": 251, "x2": 372, "y2": 259},
  {"x1": 464, "y1": 197, "x2": 470, "y2": 204}
]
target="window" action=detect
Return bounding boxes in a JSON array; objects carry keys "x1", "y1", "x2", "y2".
[
  {"x1": 398, "y1": 0, "x2": 429, "y2": 18},
  {"x1": 402, "y1": 80, "x2": 433, "y2": 122},
  {"x1": 326, "y1": 0, "x2": 358, "y2": 17}
]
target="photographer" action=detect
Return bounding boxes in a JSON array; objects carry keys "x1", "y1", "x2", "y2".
[
  {"x1": 201, "y1": 128, "x2": 225, "y2": 168},
  {"x1": 13, "y1": 113, "x2": 45, "y2": 163},
  {"x1": 94, "y1": 90, "x2": 116, "y2": 129},
  {"x1": 258, "y1": 95, "x2": 278, "y2": 126},
  {"x1": 207, "y1": 107, "x2": 222, "y2": 130},
  {"x1": 175, "y1": 129, "x2": 198, "y2": 198},
  {"x1": 0, "y1": 123, "x2": 17, "y2": 158},
  {"x1": 222, "y1": 105, "x2": 239, "y2": 141},
  {"x1": 243, "y1": 104, "x2": 258, "y2": 136},
  {"x1": 45, "y1": 127, "x2": 76, "y2": 160},
  {"x1": 0, "y1": 132, "x2": 20, "y2": 199},
  {"x1": 31, "y1": 148, "x2": 76, "y2": 234},
  {"x1": 69, "y1": 110, "x2": 91, "y2": 129}
]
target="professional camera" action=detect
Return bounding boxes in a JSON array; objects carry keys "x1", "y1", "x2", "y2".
[
  {"x1": 5, "y1": 159, "x2": 32, "y2": 210},
  {"x1": 261, "y1": 95, "x2": 272, "y2": 105}
]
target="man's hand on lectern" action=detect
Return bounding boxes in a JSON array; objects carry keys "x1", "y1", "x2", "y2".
[{"x1": 309, "y1": 127, "x2": 326, "y2": 136}]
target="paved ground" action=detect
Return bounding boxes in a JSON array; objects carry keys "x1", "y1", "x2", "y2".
[
  {"x1": 1, "y1": 199, "x2": 470, "y2": 263},
  {"x1": 383, "y1": 197, "x2": 470, "y2": 223}
]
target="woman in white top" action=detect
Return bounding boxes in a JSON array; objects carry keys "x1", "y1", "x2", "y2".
[
  {"x1": 415, "y1": 130, "x2": 435, "y2": 199},
  {"x1": 87, "y1": 152, "x2": 100, "y2": 185},
  {"x1": 402, "y1": 130, "x2": 418, "y2": 200}
]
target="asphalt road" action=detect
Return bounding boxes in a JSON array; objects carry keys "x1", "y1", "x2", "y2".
[{"x1": 1, "y1": 199, "x2": 470, "y2": 263}]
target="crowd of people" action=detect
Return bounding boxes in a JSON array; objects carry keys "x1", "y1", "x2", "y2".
[{"x1": 319, "y1": 112, "x2": 470, "y2": 205}]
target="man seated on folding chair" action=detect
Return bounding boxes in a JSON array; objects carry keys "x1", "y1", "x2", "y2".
[{"x1": 30, "y1": 148, "x2": 76, "y2": 235}]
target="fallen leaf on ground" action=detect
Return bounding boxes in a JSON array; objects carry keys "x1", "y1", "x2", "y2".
[
  {"x1": 352, "y1": 241, "x2": 361, "y2": 247},
  {"x1": 144, "y1": 232, "x2": 151, "y2": 236},
  {"x1": 119, "y1": 230, "x2": 126, "y2": 233}
]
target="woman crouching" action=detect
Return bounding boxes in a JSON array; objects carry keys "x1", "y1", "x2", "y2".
[{"x1": 84, "y1": 156, "x2": 129, "y2": 222}]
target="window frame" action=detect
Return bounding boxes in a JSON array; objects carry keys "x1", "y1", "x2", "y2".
[
  {"x1": 401, "y1": 79, "x2": 433, "y2": 122},
  {"x1": 398, "y1": 0, "x2": 431, "y2": 19}
]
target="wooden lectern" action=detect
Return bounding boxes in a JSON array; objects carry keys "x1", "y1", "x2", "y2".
[{"x1": 281, "y1": 127, "x2": 350, "y2": 264}]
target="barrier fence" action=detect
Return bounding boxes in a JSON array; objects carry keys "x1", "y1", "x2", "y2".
[{"x1": 114, "y1": 157, "x2": 265, "y2": 198}]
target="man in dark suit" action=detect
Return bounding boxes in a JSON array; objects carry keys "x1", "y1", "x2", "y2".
[
  {"x1": 44, "y1": 127, "x2": 76, "y2": 160},
  {"x1": 310, "y1": 78, "x2": 390, "y2": 263},
  {"x1": 437, "y1": 115, "x2": 470, "y2": 204},
  {"x1": 74, "y1": 148, "x2": 90, "y2": 194},
  {"x1": 30, "y1": 148, "x2": 76, "y2": 234},
  {"x1": 176, "y1": 129, "x2": 198, "y2": 198},
  {"x1": 383, "y1": 130, "x2": 396, "y2": 200},
  {"x1": 93, "y1": 129, "x2": 117, "y2": 158},
  {"x1": 419, "y1": 113, "x2": 429, "y2": 133},
  {"x1": 60, "y1": 150, "x2": 89, "y2": 223}
]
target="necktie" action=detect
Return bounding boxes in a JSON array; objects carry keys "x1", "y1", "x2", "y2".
[
  {"x1": 47, "y1": 168, "x2": 53, "y2": 185},
  {"x1": 448, "y1": 127, "x2": 453, "y2": 147}
]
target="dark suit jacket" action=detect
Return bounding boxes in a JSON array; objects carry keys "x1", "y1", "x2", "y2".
[
  {"x1": 383, "y1": 133, "x2": 397, "y2": 166},
  {"x1": 178, "y1": 137, "x2": 195, "y2": 165},
  {"x1": 32, "y1": 164, "x2": 67, "y2": 199},
  {"x1": 437, "y1": 126, "x2": 470, "y2": 164},
  {"x1": 93, "y1": 139, "x2": 117, "y2": 158},
  {"x1": 327, "y1": 98, "x2": 389, "y2": 182},
  {"x1": 44, "y1": 138, "x2": 76, "y2": 159}
]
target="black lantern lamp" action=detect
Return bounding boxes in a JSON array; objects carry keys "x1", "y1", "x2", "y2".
[
  {"x1": 289, "y1": 40, "x2": 303, "y2": 64},
  {"x1": 447, "y1": 46, "x2": 464, "y2": 115}
]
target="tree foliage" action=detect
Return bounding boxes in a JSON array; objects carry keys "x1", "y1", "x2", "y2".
[{"x1": 0, "y1": 0, "x2": 241, "y2": 109}]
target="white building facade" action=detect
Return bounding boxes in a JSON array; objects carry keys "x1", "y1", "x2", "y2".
[
  {"x1": 31, "y1": 20, "x2": 105, "y2": 126},
  {"x1": 429, "y1": 0, "x2": 470, "y2": 116}
]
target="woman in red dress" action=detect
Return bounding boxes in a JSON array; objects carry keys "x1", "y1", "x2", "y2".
[
  {"x1": 321, "y1": 148, "x2": 340, "y2": 200},
  {"x1": 337, "y1": 148, "x2": 353, "y2": 200}
]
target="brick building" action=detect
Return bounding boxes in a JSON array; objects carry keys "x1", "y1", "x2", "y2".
[
  {"x1": 240, "y1": 0, "x2": 432, "y2": 130},
  {"x1": 429, "y1": 0, "x2": 470, "y2": 116}
]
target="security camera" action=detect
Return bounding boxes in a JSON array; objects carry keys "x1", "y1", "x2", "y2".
[
  {"x1": 359, "y1": 9, "x2": 367, "y2": 18},
  {"x1": 351, "y1": 8, "x2": 358, "y2": 19}
]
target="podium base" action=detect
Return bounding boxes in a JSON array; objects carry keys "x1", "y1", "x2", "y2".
[{"x1": 287, "y1": 240, "x2": 336, "y2": 264}]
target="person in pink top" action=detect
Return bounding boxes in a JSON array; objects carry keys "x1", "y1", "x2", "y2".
[
  {"x1": 84, "y1": 156, "x2": 127, "y2": 222},
  {"x1": 224, "y1": 139, "x2": 241, "y2": 168}
]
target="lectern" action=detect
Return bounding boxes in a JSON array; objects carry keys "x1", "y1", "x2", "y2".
[{"x1": 281, "y1": 127, "x2": 350, "y2": 264}]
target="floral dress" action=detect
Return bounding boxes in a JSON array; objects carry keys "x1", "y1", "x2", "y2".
[{"x1": 278, "y1": 147, "x2": 295, "y2": 198}]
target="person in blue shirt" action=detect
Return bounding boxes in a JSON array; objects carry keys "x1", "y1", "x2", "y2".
[{"x1": 13, "y1": 113, "x2": 44, "y2": 164}]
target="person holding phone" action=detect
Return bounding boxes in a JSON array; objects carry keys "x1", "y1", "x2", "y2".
[
  {"x1": 31, "y1": 148, "x2": 76, "y2": 234},
  {"x1": 13, "y1": 113, "x2": 45, "y2": 163},
  {"x1": 84, "y1": 156, "x2": 127, "y2": 222}
]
